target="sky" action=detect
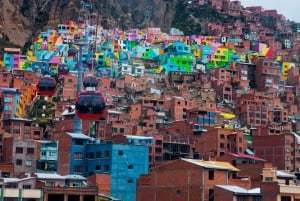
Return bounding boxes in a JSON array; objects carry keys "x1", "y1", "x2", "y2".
[{"x1": 240, "y1": 0, "x2": 300, "y2": 22}]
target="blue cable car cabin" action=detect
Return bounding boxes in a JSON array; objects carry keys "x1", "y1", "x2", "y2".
[
  {"x1": 75, "y1": 91, "x2": 106, "y2": 120},
  {"x1": 37, "y1": 76, "x2": 57, "y2": 96},
  {"x1": 83, "y1": 76, "x2": 98, "y2": 89},
  {"x1": 58, "y1": 64, "x2": 69, "y2": 75}
]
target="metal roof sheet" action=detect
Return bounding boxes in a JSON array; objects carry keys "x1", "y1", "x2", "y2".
[{"x1": 182, "y1": 158, "x2": 239, "y2": 171}]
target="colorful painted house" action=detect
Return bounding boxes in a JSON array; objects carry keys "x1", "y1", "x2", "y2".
[
  {"x1": 161, "y1": 52, "x2": 194, "y2": 73},
  {"x1": 208, "y1": 47, "x2": 236, "y2": 69},
  {"x1": 1, "y1": 88, "x2": 21, "y2": 119},
  {"x1": 281, "y1": 61, "x2": 295, "y2": 80},
  {"x1": 3, "y1": 48, "x2": 21, "y2": 70},
  {"x1": 17, "y1": 86, "x2": 37, "y2": 118}
]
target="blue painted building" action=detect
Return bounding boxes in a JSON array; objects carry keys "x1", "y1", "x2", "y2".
[
  {"x1": 85, "y1": 142, "x2": 149, "y2": 201},
  {"x1": 58, "y1": 132, "x2": 149, "y2": 201},
  {"x1": 197, "y1": 111, "x2": 216, "y2": 126},
  {"x1": 37, "y1": 141, "x2": 59, "y2": 172},
  {"x1": 1, "y1": 88, "x2": 21, "y2": 119}
]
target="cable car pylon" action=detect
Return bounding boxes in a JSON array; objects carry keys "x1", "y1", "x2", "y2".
[{"x1": 73, "y1": 39, "x2": 88, "y2": 133}]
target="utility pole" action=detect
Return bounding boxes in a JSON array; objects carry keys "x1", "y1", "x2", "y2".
[{"x1": 73, "y1": 1, "x2": 91, "y2": 133}]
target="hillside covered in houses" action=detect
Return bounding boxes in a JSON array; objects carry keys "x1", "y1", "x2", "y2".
[{"x1": 1, "y1": 0, "x2": 300, "y2": 201}]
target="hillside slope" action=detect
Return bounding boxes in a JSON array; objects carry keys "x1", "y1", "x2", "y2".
[{"x1": 0, "y1": 0, "x2": 178, "y2": 49}]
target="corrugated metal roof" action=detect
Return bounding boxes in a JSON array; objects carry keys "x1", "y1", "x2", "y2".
[
  {"x1": 216, "y1": 185, "x2": 260, "y2": 195},
  {"x1": 66, "y1": 132, "x2": 91, "y2": 139},
  {"x1": 35, "y1": 173, "x2": 87, "y2": 180},
  {"x1": 182, "y1": 158, "x2": 239, "y2": 171},
  {"x1": 277, "y1": 170, "x2": 296, "y2": 178},
  {"x1": 35, "y1": 173, "x2": 65, "y2": 179},
  {"x1": 64, "y1": 174, "x2": 86, "y2": 180},
  {"x1": 229, "y1": 152, "x2": 266, "y2": 161}
]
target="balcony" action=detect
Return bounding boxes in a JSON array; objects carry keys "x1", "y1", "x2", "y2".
[
  {"x1": 2, "y1": 189, "x2": 42, "y2": 199},
  {"x1": 280, "y1": 185, "x2": 300, "y2": 194}
]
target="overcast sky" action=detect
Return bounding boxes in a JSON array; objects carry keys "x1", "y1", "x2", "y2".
[{"x1": 240, "y1": 0, "x2": 300, "y2": 22}]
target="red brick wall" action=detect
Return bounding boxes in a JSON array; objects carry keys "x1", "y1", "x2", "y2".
[
  {"x1": 58, "y1": 134, "x2": 71, "y2": 175},
  {"x1": 214, "y1": 187, "x2": 234, "y2": 201},
  {"x1": 137, "y1": 159, "x2": 237, "y2": 201}
]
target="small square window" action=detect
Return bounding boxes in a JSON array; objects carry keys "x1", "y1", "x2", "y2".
[
  {"x1": 16, "y1": 147, "x2": 23, "y2": 153},
  {"x1": 27, "y1": 148, "x2": 34, "y2": 154},
  {"x1": 16, "y1": 159, "x2": 22, "y2": 166},
  {"x1": 25, "y1": 160, "x2": 32, "y2": 166},
  {"x1": 105, "y1": 151, "x2": 110, "y2": 158},
  {"x1": 128, "y1": 164, "x2": 134, "y2": 169}
]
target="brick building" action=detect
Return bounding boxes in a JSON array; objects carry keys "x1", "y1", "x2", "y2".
[
  {"x1": 253, "y1": 132, "x2": 300, "y2": 171},
  {"x1": 137, "y1": 158, "x2": 250, "y2": 201}
]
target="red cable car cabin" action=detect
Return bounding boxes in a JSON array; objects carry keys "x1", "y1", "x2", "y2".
[
  {"x1": 58, "y1": 64, "x2": 69, "y2": 75},
  {"x1": 37, "y1": 77, "x2": 57, "y2": 96},
  {"x1": 75, "y1": 91, "x2": 106, "y2": 120},
  {"x1": 83, "y1": 76, "x2": 98, "y2": 89}
]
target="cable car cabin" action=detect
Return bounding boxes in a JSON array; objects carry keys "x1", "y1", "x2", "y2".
[
  {"x1": 75, "y1": 91, "x2": 106, "y2": 120},
  {"x1": 58, "y1": 64, "x2": 69, "y2": 75},
  {"x1": 83, "y1": 76, "x2": 98, "y2": 89},
  {"x1": 37, "y1": 77, "x2": 57, "y2": 96},
  {"x1": 87, "y1": 58, "x2": 97, "y2": 68},
  {"x1": 68, "y1": 47, "x2": 77, "y2": 57}
]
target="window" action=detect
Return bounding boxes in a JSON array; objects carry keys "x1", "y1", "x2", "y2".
[
  {"x1": 25, "y1": 160, "x2": 32, "y2": 166},
  {"x1": 237, "y1": 196, "x2": 246, "y2": 201},
  {"x1": 208, "y1": 170, "x2": 214, "y2": 180},
  {"x1": 220, "y1": 143, "x2": 224, "y2": 148},
  {"x1": 128, "y1": 165, "x2": 134, "y2": 169},
  {"x1": 16, "y1": 159, "x2": 22, "y2": 166},
  {"x1": 96, "y1": 151, "x2": 101, "y2": 158},
  {"x1": 104, "y1": 164, "x2": 110, "y2": 172},
  {"x1": 265, "y1": 177, "x2": 273, "y2": 182},
  {"x1": 128, "y1": 179, "x2": 133, "y2": 183},
  {"x1": 16, "y1": 147, "x2": 23, "y2": 153},
  {"x1": 3, "y1": 105, "x2": 11, "y2": 111},
  {"x1": 74, "y1": 166, "x2": 82, "y2": 173},
  {"x1": 220, "y1": 134, "x2": 225, "y2": 139},
  {"x1": 155, "y1": 140, "x2": 162, "y2": 145},
  {"x1": 34, "y1": 130, "x2": 41, "y2": 135},
  {"x1": 95, "y1": 165, "x2": 101, "y2": 170},
  {"x1": 112, "y1": 127, "x2": 118, "y2": 133},
  {"x1": 74, "y1": 152, "x2": 83, "y2": 160},
  {"x1": 49, "y1": 151, "x2": 56, "y2": 157},
  {"x1": 209, "y1": 189, "x2": 214, "y2": 201},
  {"x1": 120, "y1": 128, "x2": 125, "y2": 134},
  {"x1": 74, "y1": 139, "x2": 84, "y2": 146},
  {"x1": 281, "y1": 196, "x2": 292, "y2": 201},
  {"x1": 104, "y1": 151, "x2": 110, "y2": 158},
  {"x1": 4, "y1": 97, "x2": 12, "y2": 102},
  {"x1": 27, "y1": 148, "x2": 34, "y2": 154},
  {"x1": 88, "y1": 152, "x2": 95, "y2": 159},
  {"x1": 118, "y1": 150, "x2": 123, "y2": 156},
  {"x1": 155, "y1": 147, "x2": 162, "y2": 153},
  {"x1": 22, "y1": 185, "x2": 31, "y2": 189}
]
